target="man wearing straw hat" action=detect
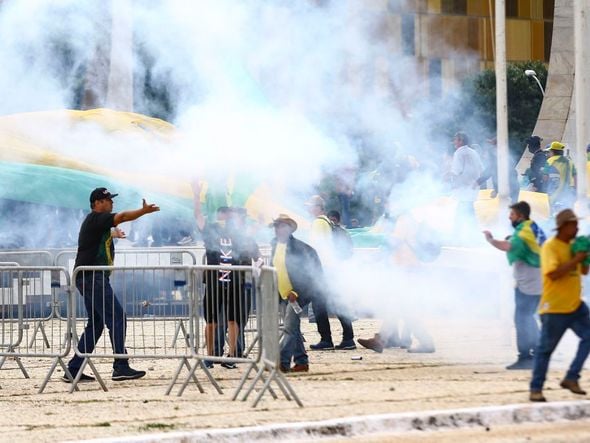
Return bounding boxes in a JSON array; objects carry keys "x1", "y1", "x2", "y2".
[
  {"x1": 270, "y1": 214, "x2": 325, "y2": 373},
  {"x1": 529, "y1": 209, "x2": 590, "y2": 402}
]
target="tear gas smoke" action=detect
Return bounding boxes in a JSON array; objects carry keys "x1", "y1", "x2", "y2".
[{"x1": 0, "y1": 0, "x2": 552, "y2": 365}]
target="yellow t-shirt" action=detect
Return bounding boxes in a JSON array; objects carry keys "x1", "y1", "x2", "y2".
[
  {"x1": 273, "y1": 242, "x2": 293, "y2": 300},
  {"x1": 310, "y1": 215, "x2": 333, "y2": 262},
  {"x1": 311, "y1": 216, "x2": 332, "y2": 240},
  {"x1": 539, "y1": 236, "x2": 582, "y2": 314}
]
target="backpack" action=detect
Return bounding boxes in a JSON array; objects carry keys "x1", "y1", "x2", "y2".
[
  {"x1": 317, "y1": 215, "x2": 354, "y2": 259},
  {"x1": 332, "y1": 224, "x2": 354, "y2": 259}
]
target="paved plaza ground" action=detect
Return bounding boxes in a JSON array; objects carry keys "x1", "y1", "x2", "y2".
[{"x1": 0, "y1": 317, "x2": 589, "y2": 442}]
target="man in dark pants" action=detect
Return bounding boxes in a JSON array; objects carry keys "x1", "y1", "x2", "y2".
[
  {"x1": 530, "y1": 209, "x2": 590, "y2": 402},
  {"x1": 64, "y1": 187, "x2": 160, "y2": 382},
  {"x1": 270, "y1": 214, "x2": 325, "y2": 372},
  {"x1": 305, "y1": 196, "x2": 355, "y2": 350},
  {"x1": 483, "y1": 201, "x2": 546, "y2": 369}
]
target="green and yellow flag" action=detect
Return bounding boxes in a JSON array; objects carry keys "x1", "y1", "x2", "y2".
[{"x1": 507, "y1": 220, "x2": 546, "y2": 267}]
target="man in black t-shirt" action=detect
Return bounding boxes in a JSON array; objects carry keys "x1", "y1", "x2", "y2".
[
  {"x1": 200, "y1": 207, "x2": 260, "y2": 367},
  {"x1": 64, "y1": 187, "x2": 159, "y2": 383}
]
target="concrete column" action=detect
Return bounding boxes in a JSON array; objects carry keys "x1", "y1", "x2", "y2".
[
  {"x1": 518, "y1": 0, "x2": 574, "y2": 173},
  {"x1": 495, "y1": 0, "x2": 510, "y2": 200},
  {"x1": 574, "y1": 1, "x2": 590, "y2": 215}
]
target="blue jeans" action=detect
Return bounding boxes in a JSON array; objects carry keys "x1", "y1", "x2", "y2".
[
  {"x1": 514, "y1": 288, "x2": 540, "y2": 358},
  {"x1": 530, "y1": 302, "x2": 590, "y2": 391},
  {"x1": 69, "y1": 272, "x2": 129, "y2": 371},
  {"x1": 280, "y1": 301, "x2": 309, "y2": 367}
]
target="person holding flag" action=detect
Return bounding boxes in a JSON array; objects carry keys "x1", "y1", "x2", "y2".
[{"x1": 484, "y1": 201, "x2": 546, "y2": 370}]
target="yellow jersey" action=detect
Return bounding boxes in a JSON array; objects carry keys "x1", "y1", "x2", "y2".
[{"x1": 539, "y1": 236, "x2": 582, "y2": 314}]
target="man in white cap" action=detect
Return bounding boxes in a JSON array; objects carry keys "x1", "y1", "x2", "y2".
[{"x1": 529, "y1": 209, "x2": 590, "y2": 402}]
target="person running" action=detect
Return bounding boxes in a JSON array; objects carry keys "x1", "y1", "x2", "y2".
[
  {"x1": 483, "y1": 201, "x2": 546, "y2": 369},
  {"x1": 529, "y1": 209, "x2": 590, "y2": 402}
]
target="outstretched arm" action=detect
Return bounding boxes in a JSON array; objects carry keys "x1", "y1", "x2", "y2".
[
  {"x1": 114, "y1": 199, "x2": 160, "y2": 226},
  {"x1": 483, "y1": 231, "x2": 511, "y2": 252},
  {"x1": 191, "y1": 180, "x2": 206, "y2": 232}
]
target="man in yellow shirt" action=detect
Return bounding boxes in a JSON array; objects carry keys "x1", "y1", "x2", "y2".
[
  {"x1": 270, "y1": 214, "x2": 325, "y2": 373},
  {"x1": 529, "y1": 209, "x2": 590, "y2": 402}
]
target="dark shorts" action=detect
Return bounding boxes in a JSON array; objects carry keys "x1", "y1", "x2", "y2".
[{"x1": 203, "y1": 270, "x2": 252, "y2": 324}]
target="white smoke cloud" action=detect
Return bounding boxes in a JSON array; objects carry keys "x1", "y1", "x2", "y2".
[{"x1": 0, "y1": 0, "x2": 533, "y2": 365}]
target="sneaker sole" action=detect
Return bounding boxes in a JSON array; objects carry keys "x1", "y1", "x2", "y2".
[
  {"x1": 112, "y1": 374, "x2": 146, "y2": 381},
  {"x1": 336, "y1": 346, "x2": 357, "y2": 350},
  {"x1": 61, "y1": 377, "x2": 95, "y2": 383}
]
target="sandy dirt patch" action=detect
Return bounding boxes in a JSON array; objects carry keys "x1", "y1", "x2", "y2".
[{"x1": 0, "y1": 318, "x2": 589, "y2": 442}]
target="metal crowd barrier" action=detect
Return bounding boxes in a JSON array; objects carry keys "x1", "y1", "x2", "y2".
[
  {"x1": 0, "y1": 249, "x2": 300, "y2": 406},
  {"x1": 0, "y1": 250, "x2": 53, "y2": 266},
  {"x1": 54, "y1": 247, "x2": 201, "y2": 271},
  {"x1": 54, "y1": 248, "x2": 199, "y2": 322},
  {"x1": 168, "y1": 264, "x2": 300, "y2": 407},
  {"x1": 0, "y1": 266, "x2": 72, "y2": 393},
  {"x1": 67, "y1": 265, "x2": 196, "y2": 392},
  {"x1": 67, "y1": 263, "x2": 300, "y2": 406}
]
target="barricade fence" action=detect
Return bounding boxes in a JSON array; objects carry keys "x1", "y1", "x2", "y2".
[
  {"x1": 0, "y1": 249, "x2": 300, "y2": 406},
  {"x1": 71, "y1": 265, "x2": 196, "y2": 361},
  {"x1": 0, "y1": 265, "x2": 72, "y2": 392},
  {"x1": 0, "y1": 250, "x2": 53, "y2": 266},
  {"x1": 54, "y1": 247, "x2": 201, "y2": 275},
  {"x1": 67, "y1": 264, "x2": 298, "y2": 405}
]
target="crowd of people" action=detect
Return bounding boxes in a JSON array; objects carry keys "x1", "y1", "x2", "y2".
[
  {"x1": 446, "y1": 131, "x2": 580, "y2": 218},
  {"x1": 485, "y1": 204, "x2": 590, "y2": 402},
  {"x1": 39, "y1": 127, "x2": 590, "y2": 402}
]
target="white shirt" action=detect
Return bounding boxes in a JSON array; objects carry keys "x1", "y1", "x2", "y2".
[
  {"x1": 513, "y1": 261, "x2": 542, "y2": 295},
  {"x1": 451, "y1": 145, "x2": 483, "y2": 202}
]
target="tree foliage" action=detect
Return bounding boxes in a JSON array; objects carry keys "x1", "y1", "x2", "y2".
[{"x1": 456, "y1": 60, "x2": 547, "y2": 161}]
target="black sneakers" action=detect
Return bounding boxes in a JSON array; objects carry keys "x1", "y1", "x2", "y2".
[
  {"x1": 310, "y1": 340, "x2": 335, "y2": 351},
  {"x1": 62, "y1": 371, "x2": 95, "y2": 383},
  {"x1": 335, "y1": 339, "x2": 357, "y2": 350},
  {"x1": 112, "y1": 366, "x2": 146, "y2": 381}
]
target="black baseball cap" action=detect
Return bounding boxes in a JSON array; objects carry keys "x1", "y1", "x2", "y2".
[{"x1": 89, "y1": 187, "x2": 118, "y2": 203}]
